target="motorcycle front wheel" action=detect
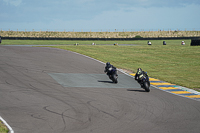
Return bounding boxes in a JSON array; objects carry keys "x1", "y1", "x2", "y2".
[
  {"x1": 144, "y1": 82, "x2": 150, "y2": 92},
  {"x1": 112, "y1": 74, "x2": 118, "y2": 83}
]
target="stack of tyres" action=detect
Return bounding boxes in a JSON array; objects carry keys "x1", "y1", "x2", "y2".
[{"x1": 191, "y1": 38, "x2": 200, "y2": 46}]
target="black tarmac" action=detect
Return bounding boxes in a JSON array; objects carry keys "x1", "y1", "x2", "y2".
[{"x1": 0, "y1": 46, "x2": 200, "y2": 133}]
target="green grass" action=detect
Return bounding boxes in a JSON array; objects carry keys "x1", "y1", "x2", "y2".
[
  {"x1": 0, "y1": 121, "x2": 9, "y2": 133},
  {"x1": 0, "y1": 39, "x2": 191, "y2": 46},
  {"x1": 1, "y1": 40, "x2": 128, "y2": 45}
]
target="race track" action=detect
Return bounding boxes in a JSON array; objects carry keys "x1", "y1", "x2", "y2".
[{"x1": 0, "y1": 46, "x2": 200, "y2": 133}]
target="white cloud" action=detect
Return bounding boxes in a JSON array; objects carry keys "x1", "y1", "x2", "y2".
[{"x1": 3, "y1": 0, "x2": 22, "y2": 6}]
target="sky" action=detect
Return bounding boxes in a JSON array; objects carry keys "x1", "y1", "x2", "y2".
[{"x1": 0, "y1": 0, "x2": 200, "y2": 32}]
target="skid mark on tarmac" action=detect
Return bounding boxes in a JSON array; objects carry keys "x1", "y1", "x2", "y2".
[{"x1": 130, "y1": 73, "x2": 200, "y2": 101}]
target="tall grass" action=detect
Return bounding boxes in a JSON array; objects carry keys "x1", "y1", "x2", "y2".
[{"x1": 1, "y1": 30, "x2": 200, "y2": 38}]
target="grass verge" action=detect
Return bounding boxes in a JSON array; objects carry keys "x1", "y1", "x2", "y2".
[
  {"x1": 0, "y1": 39, "x2": 192, "y2": 45},
  {"x1": 0, "y1": 120, "x2": 9, "y2": 133}
]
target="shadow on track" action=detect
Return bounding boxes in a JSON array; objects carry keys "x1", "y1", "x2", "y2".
[
  {"x1": 98, "y1": 80, "x2": 114, "y2": 84},
  {"x1": 127, "y1": 89, "x2": 146, "y2": 92}
]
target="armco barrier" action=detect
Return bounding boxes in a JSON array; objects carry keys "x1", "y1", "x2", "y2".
[
  {"x1": 1, "y1": 36, "x2": 200, "y2": 41},
  {"x1": 191, "y1": 38, "x2": 200, "y2": 46}
]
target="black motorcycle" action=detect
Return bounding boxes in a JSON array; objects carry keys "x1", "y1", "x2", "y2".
[
  {"x1": 140, "y1": 76, "x2": 150, "y2": 92},
  {"x1": 136, "y1": 72, "x2": 150, "y2": 92}
]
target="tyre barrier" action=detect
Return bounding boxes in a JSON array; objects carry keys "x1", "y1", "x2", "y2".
[{"x1": 191, "y1": 38, "x2": 200, "y2": 46}]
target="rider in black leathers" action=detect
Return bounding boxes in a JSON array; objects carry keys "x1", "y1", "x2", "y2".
[{"x1": 104, "y1": 62, "x2": 117, "y2": 78}]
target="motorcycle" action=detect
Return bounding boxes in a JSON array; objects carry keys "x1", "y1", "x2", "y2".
[
  {"x1": 107, "y1": 68, "x2": 118, "y2": 83},
  {"x1": 136, "y1": 72, "x2": 150, "y2": 92},
  {"x1": 140, "y1": 76, "x2": 150, "y2": 92}
]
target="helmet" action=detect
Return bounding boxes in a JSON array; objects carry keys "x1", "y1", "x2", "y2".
[
  {"x1": 137, "y1": 68, "x2": 142, "y2": 74},
  {"x1": 106, "y1": 62, "x2": 110, "y2": 66}
]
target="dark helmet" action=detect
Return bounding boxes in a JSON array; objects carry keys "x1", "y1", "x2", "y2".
[
  {"x1": 137, "y1": 68, "x2": 142, "y2": 71},
  {"x1": 106, "y1": 62, "x2": 110, "y2": 66}
]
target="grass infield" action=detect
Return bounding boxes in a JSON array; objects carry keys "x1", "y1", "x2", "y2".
[
  {"x1": 0, "y1": 39, "x2": 191, "y2": 45},
  {"x1": 0, "y1": 120, "x2": 9, "y2": 133}
]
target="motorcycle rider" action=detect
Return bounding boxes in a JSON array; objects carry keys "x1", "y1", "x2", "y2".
[
  {"x1": 104, "y1": 62, "x2": 118, "y2": 78},
  {"x1": 135, "y1": 68, "x2": 150, "y2": 87}
]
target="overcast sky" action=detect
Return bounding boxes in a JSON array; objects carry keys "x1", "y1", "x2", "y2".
[{"x1": 1, "y1": 0, "x2": 200, "y2": 31}]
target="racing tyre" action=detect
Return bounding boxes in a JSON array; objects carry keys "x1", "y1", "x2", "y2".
[
  {"x1": 112, "y1": 74, "x2": 118, "y2": 84},
  {"x1": 144, "y1": 82, "x2": 150, "y2": 92}
]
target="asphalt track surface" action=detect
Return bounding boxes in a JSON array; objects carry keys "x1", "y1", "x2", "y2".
[{"x1": 0, "y1": 46, "x2": 200, "y2": 133}]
